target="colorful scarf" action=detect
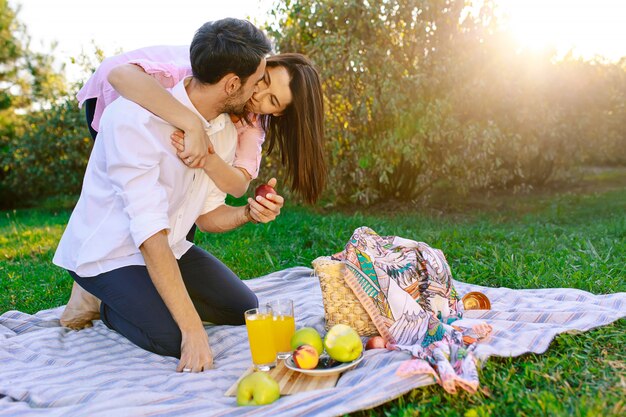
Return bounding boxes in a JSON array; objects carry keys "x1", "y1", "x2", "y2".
[{"x1": 333, "y1": 227, "x2": 491, "y2": 393}]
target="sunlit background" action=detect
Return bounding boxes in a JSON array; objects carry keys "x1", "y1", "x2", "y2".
[
  {"x1": 10, "y1": 0, "x2": 626, "y2": 82},
  {"x1": 498, "y1": 0, "x2": 625, "y2": 60},
  {"x1": 9, "y1": 0, "x2": 274, "y2": 80}
]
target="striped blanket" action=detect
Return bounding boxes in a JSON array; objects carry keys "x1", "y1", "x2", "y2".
[{"x1": 1, "y1": 267, "x2": 624, "y2": 417}]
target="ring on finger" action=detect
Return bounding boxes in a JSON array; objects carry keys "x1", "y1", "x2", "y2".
[
  {"x1": 185, "y1": 157, "x2": 193, "y2": 164},
  {"x1": 182, "y1": 368, "x2": 192, "y2": 373}
]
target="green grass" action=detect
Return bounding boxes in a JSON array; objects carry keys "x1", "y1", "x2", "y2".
[{"x1": 1, "y1": 174, "x2": 625, "y2": 417}]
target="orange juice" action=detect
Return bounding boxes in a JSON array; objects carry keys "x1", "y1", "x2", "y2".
[
  {"x1": 245, "y1": 312, "x2": 276, "y2": 368},
  {"x1": 272, "y1": 314, "x2": 296, "y2": 354}
]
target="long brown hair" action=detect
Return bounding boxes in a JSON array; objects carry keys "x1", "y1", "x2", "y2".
[{"x1": 261, "y1": 53, "x2": 326, "y2": 204}]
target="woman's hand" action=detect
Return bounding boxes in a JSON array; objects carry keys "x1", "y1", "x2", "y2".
[
  {"x1": 247, "y1": 178, "x2": 284, "y2": 224},
  {"x1": 177, "y1": 325, "x2": 214, "y2": 373},
  {"x1": 171, "y1": 129, "x2": 215, "y2": 169}
]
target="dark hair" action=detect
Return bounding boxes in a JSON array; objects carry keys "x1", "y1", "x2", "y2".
[
  {"x1": 190, "y1": 19, "x2": 271, "y2": 85},
  {"x1": 261, "y1": 53, "x2": 326, "y2": 204}
]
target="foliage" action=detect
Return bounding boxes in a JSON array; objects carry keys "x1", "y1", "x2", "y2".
[
  {"x1": 265, "y1": 0, "x2": 626, "y2": 204},
  {"x1": 2, "y1": 174, "x2": 625, "y2": 416},
  {"x1": 0, "y1": 0, "x2": 66, "y2": 116},
  {"x1": 0, "y1": 0, "x2": 72, "y2": 208},
  {"x1": 1, "y1": 97, "x2": 93, "y2": 207},
  {"x1": 1, "y1": 0, "x2": 625, "y2": 208},
  {"x1": 0, "y1": 1, "x2": 106, "y2": 209}
]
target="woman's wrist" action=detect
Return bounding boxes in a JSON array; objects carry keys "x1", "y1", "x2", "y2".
[{"x1": 181, "y1": 116, "x2": 205, "y2": 136}]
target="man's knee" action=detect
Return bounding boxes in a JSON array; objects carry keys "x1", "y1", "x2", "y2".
[
  {"x1": 146, "y1": 328, "x2": 183, "y2": 358},
  {"x1": 101, "y1": 305, "x2": 183, "y2": 358},
  {"x1": 230, "y1": 291, "x2": 258, "y2": 325}
]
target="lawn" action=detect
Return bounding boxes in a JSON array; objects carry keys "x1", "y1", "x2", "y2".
[{"x1": 1, "y1": 171, "x2": 625, "y2": 417}]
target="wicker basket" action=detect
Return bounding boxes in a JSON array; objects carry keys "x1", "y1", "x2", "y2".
[{"x1": 312, "y1": 256, "x2": 379, "y2": 336}]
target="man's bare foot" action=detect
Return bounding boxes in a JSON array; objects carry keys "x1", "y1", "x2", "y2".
[{"x1": 60, "y1": 282, "x2": 101, "y2": 330}]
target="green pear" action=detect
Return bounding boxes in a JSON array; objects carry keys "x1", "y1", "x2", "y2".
[
  {"x1": 290, "y1": 327, "x2": 323, "y2": 355},
  {"x1": 323, "y1": 324, "x2": 363, "y2": 362},
  {"x1": 236, "y1": 371, "x2": 280, "y2": 406}
]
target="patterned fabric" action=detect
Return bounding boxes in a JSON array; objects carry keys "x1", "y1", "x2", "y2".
[
  {"x1": 333, "y1": 227, "x2": 488, "y2": 393},
  {"x1": 1, "y1": 267, "x2": 624, "y2": 417},
  {"x1": 335, "y1": 227, "x2": 464, "y2": 344}
]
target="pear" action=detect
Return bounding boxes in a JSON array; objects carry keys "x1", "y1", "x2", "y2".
[{"x1": 323, "y1": 324, "x2": 363, "y2": 362}]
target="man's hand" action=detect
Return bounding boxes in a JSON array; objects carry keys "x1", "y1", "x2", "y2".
[
  {"x1": 177, "y1": 325, "x2": 214, "y2": 373},
  {"x1": 172, "y1": 128, "x2": 215, "y2": 169},
  {"x1": 247, "y1": 178, "x2": 284, "y2": 224}
]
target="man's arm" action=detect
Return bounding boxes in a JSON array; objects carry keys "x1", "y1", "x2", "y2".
[
  {"x1": 140, "y1": 230, "x2": 213, "y2": 372},
  {"x1": 196, "y1": 178, "x2": 284, "y2": 233},
  {"x1": 196, "y1": 204, "x2": 249, "y2": 233},
  {"x1": 103, "y1": 113, "x2": 212, "y2": 372}
]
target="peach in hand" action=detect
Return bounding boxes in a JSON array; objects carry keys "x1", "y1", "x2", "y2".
[
  {"x1": 292, "y1": 344, "x2": 319, "y2": 370},
  {"x1": 255, "y1": 184, "x2": 276, "y2": 200}
]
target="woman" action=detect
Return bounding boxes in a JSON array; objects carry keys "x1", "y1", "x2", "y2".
[{"x1": 78, "y1": 47, "x2": 326, "y2": 204}]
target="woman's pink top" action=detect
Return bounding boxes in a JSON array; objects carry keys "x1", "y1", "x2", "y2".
[{"x1": 77, "y1": 45, "x2": 264, "y2": 179}]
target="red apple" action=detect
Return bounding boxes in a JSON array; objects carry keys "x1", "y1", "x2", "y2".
[
  {"x1": 255, "y1": 184, "x2": 276, "y2": 200},
  {"x1": 365, "y1": 336, "x2": 387, "y2": 350}
]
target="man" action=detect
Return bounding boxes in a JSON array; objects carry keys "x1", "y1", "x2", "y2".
[{"x1": 53, "y1": 19, "x2": 279, "y2": 373}]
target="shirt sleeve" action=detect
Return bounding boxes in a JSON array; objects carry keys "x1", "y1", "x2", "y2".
[
  {"x1": 127, "y1": 59, "x2": 191, "y2": 89},
  {"x1": 103, "y1": 112, "x2": 171, "y2": 248},
  {"x1": 233, "y1": 118, "x2": 265, "y2": 179}
]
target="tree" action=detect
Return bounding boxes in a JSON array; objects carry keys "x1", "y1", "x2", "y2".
[
  {"x1": 265, "y1": 0, "x2": 625, "y2": 204},
  {"x1": 0, "y1": 0, "x2": 78, "y2": 208},
  {"x1": 0, "y1": 0, "x2": 65, "y2": 118},
  {"x1": 265, "y1": 0, "x2": 501, "y2": 203}
]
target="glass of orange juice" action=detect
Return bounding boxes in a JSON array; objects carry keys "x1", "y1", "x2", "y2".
[
  {"x1": 267, "y1": 299, "x2": 295, "y2": 359},
  {"x1": 244, "y1": 306, "x2": 277, "y2": 371}
]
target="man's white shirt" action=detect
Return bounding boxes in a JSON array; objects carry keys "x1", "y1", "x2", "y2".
[{"x1": 53, "y1": 78, "x2": 237, "y2": 277}]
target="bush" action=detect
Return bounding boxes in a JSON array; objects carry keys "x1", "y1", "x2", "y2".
[{"x1": 1, "y1": 97, "x2": 92, "y2": 208}]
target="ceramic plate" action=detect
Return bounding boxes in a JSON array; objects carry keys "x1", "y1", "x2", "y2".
[{"x1": 284, "y1": 353, "x2": 364, "y2": 376}]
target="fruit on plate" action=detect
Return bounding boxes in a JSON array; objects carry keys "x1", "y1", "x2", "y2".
[
  {"x1": 292, "y1": 344, "x2": 320, "y2": 369},
  {"x1": 255, "y1": 184, "x2": 276, "y2": 200},
  {"x1": 290, "y1": 327, "x2": 323, "y2": 355},
  {"x1": 365, "y1": 335, "x2": 387, "y2": 350},
  {"x1": 323, "y1": 324, "x2": 363, "y2": 362},
  {"x1": 236, "y1": 371, "x2": 280, "y2": 406}
]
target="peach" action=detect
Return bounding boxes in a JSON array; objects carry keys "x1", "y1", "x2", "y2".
[
  {"x1": 255, "y1": 184, "x2": 276, "y2": 200},
  {"x1": 365, "y1": 336, "x2": 387, "y2": 350},
  {"x1": 292, "y1": 344, "x2": 319, "y2": 370}
]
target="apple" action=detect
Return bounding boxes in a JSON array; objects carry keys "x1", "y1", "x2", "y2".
[
  {"x1": 323, "y1": 324, "x2": 363, "y2": 362},
  {"x1": 255, "y1": 184, "x2": 276, "y2": 200},
  {"x1": 236, "y1": 371, "x2": 280, "y2": 406},
  {"x1": 290, "y1": 327, "x2": 324, "y2": 355},
  {"x1": 292, "y1": 344, "x2": 319, "y2": 369},
  {"x1": 365, "y1": 336, "x2": 387, "y2": 350}
]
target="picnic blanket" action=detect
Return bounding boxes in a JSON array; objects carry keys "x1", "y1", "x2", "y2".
[{"x1": 1, "y1": 267, "x2": 624, "y2": 417}]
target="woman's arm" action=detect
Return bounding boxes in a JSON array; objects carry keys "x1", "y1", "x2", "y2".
[
  {"x1": 171, "y1": 130, "x2": 252, "y2": 197},
  {"x1": 204, "y1": 153, "x2": 252, "y2": 197},
  {"x1": 107, "y1": 63, "x2": 211, "y2": 168}
]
